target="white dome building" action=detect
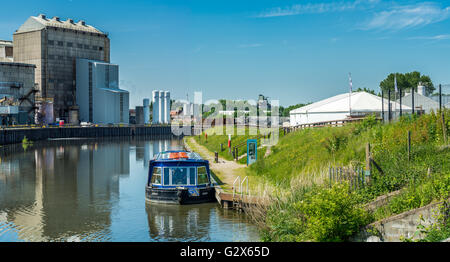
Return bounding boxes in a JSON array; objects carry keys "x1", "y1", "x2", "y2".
[{"x1": 289, "y1": 91, "x2": 412, "y2": 127}]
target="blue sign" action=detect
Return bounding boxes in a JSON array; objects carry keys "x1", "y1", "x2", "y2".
[
  {"x1": 188, "y1": 188, "x2": 199, "y2": 197},
  {"x1": 247, "y1": 139, "x2": 257, "y2": 166}
]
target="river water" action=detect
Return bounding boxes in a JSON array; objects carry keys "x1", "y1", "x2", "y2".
[{"x1": 0, "y1": 137, "x2": 260, "y2": 242}]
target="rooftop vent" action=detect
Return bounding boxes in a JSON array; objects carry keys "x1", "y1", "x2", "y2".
[
  {"x1": 38, "y1": 14, "x2": 46, "y2": 20},
  {"x1": 77, "y1": 20, "x2": 86, "y2": 26},
  {"x1": 52, "y1": 16, "x2": 60, "y2": 22},
  {"x1": 66, "y1": 18, "x2": 74, "y2": 24}
]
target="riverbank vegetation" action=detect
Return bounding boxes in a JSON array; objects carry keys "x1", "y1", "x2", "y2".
[
  {"x1": 195, "y1": 109, "x2": 450, "y2": 241},
  {"x1": 194, "y1": 126, "x2": 275, "y2": 164}
]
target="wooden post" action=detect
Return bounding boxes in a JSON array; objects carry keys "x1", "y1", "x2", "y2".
[
  {"x1": 408, "y1": 130, "x2": 411, "y2": 161},
  {"x1": 329, "y1": 167, "x2": 332, "y2": 188},
  {"x1": 365, "y1": 143, "x2": 371, "y2": 171},
  {"x1": 365, "y1": 143, "x2": 371, "y2": 183}
]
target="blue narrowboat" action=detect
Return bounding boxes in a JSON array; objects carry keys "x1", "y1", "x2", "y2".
[{"x1": 145, "y1": 150, "x2": 216, "y2": 204}]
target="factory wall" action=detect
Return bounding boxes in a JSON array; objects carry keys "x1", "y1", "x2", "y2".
[
  {"x1": 13, "y1": 19, "x2": 110, "y2": 120},
  {"x1": 0, "y1": 62, "x2": 36, "y2": 125},
  {"x1": 76, "y1": 59, "x2": 129, "y2": 124}
]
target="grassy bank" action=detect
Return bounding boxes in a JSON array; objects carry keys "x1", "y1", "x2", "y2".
[
  {"x1": 255, "y1": 110, "x2": 450, "y2": 241},
  {"x1": 194, "y1": 111, "x2": 450, "y2": 241},
  {"x1": 195, "y1": 126, "x2": 276, "y2": 164}
]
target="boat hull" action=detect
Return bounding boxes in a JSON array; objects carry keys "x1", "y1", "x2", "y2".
[{"x1": 145, "y1": 186, "x2": 216, "y2": 204}]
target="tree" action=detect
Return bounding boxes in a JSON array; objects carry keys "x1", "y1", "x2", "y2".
[
  {"x1": 380, "y1": 71, "x2": 434, "y2": 95},
  {"x1": 355, "y1": 87, "x2": 376, "y2": 95},
  {"x1": 280, "y1": 103, "x2": 311, "y2": 117}
]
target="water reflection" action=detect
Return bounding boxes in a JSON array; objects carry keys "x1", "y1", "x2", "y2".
[
  {"x1": 0, "y1": 139, "x2": 133, "y2": 241},
  {"x1": 146, "y1": 203, "x2": 259, "y2": 242},
  {"x1": 0, "y1": 137, "x2": 259, "y2": 242},
  {"x1": 137, "y1": 139, "x2": 181, "y2": 167}
]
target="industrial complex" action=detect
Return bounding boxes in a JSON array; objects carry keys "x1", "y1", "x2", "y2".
[{"x1": 0, "y1": 14, "x2": 130, "y2": 126}]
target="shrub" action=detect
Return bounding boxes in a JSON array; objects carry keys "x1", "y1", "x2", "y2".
[{"x1": 261, "y1": 183, "x2": 371, "y2": 242}]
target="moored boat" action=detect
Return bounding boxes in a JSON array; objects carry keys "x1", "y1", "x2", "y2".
[{"x1": 145, "y1": 150, "x2": 216, "y2": 204}]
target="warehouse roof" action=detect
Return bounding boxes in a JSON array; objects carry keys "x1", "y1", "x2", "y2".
[
  {"x1": 396, "y1": 93, "x2": 439, "y2": 112},
  {"x1": 290, "y1": 91, "x2": 411, "y2": 114},
  {"x1": 0, "y1": 62, "x2": 36, "y2": 68},
  {"x1": 15, "y1": 14, "x2": 107, "y2": 35},
  {"x1": 0, "y1": 40, "x2": 12, "y2": 47}
]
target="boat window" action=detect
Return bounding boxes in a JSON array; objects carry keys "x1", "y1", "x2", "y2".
[
  {"x1": 171, "y1": 167, "x2": 188, "y2": 185},
  {"x1": 197, "y1": 166, "x2": 209, "y2": 185},
  {"x1": 151, "y1": 167, "x2": 162, "y2": 185},
  {"x1": 163, "y1": 168, "x2": 170, "y2": 185},
  {"x1": 189, "y1": 168, "x2": 196, "y2": 185}
]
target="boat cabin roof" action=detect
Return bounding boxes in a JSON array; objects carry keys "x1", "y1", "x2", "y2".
[{"x1": 153, "y1": 151, "x2": 204, "y2": 162}]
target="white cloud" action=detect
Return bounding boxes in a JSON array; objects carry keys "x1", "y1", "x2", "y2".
[
  {"x1": 408, "y1": 34, "x2": 450, "y2": 40},
  {"x1": 255, "y1": 0, "x2": 379, "y2": 18},
  {"x1": 364, "y1": 2, "x2": 450, "y2": 30}
]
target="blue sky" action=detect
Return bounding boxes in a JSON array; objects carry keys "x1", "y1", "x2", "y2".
[{"x1": 1, "y1": 0, "x2": 450, "y2": 108}]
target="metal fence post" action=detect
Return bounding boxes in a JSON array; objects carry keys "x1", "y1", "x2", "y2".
[
  {"x1": 388, "y1": 89, "x2": 391, "y2": 122},
  {"x1": 381, "y1": 90, "x2": 385, "y2": 123}
]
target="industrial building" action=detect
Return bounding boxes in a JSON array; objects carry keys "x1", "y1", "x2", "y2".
[
  {"x1": 396, "y1": 85, "x2": 440, "y2": 114},
  {"x1": 0, "y1": 40, "x2": 13, "y2": 62},
  {"x1": 152, "y1": 90, "x2": 171, "y2": 124},
  {"x1": 143, "y1": 98, "x2": 150, "y2": 124},
  {"x1": 290, "y1": 91, "x2": 412, "y2": 127},
  {"x1": 0, "y1": 62, "x2": 37, "y2": 125},
  {"x1": 13, "y1": 14, "x2": 111, "y2": 123},
  {"x1": 135, "y1": 106, "x2": 144, "y2": 125},
  {"x1": 76, "y1": 59, "x2": 129, "y2": 124}
]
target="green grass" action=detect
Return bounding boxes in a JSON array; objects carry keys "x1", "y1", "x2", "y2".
[
  {"x1": 195, "y1": 125, "x2": 279, "y2": 162},
  {"x1": 245, "y1": 110, "x2": 450, "y2": 241},
  {"x1": 193, "y1": 111, "x2": 450, "y2": 241}
]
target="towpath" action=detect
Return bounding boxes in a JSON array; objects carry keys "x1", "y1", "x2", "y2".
[{"x1": 184, "y1": 137, "x2": 246, "y2": 191}]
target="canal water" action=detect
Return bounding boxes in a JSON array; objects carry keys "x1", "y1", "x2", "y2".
[{"x1": 0, "y1": 137, "x2": 260, "y2": 242}]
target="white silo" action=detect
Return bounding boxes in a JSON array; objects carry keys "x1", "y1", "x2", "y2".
[
  {"x1": 164, "y1": 91, "x2": 171, "y2": 124},
  {"x1": 152, "y1": 90, "x2": 160, "y2": 124},
  {"x1": 158, "y1": 90, "x2": 164, "y2": 124},
  {"x1": 417, "y1": 84, "x2": 426, "y2": 96}
]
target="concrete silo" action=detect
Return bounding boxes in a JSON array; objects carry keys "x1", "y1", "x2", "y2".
[
  {"x1": 152, "y1": 90, "x2": 159, "y2": 124},
  {"x1": 158, "y1": 90, "x2": 164, "y2": 124},
  {"x1": 143, "y1": 98, "x2": 150, "y2": 124},
  {"x1": 164, "y1": 91, "x2": 171, "y2": 124}
]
